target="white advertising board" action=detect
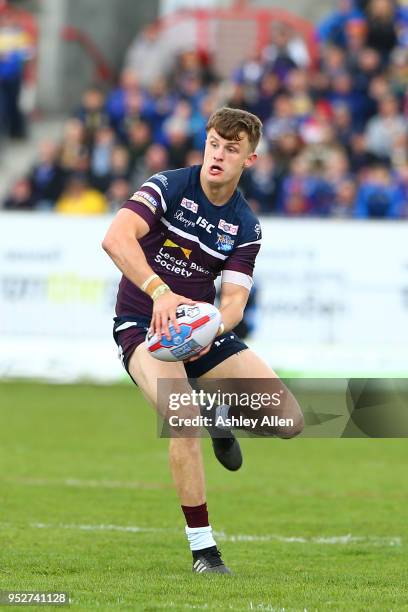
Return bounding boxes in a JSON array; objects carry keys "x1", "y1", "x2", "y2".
[
  {"x1": 0, "y1": 213, "x2": 122, "y2": 382},
  {"x1": 0, "y1": 213, "x2": 407, "y2": 380},
  {"x1": 252, "y1": 219, "x2": 408, "y2": 376}
]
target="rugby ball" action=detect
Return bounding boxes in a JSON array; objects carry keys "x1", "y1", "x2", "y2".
[{"x1": 146, "y1": 303, "x2": 222, "y2": 362}]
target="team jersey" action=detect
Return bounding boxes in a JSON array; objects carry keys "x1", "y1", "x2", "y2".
[{"x1": 115, "y1": 165, "x2": 262, "y2": 317}]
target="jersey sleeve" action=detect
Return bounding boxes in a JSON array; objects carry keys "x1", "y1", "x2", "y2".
[
  {"x1": 121, "y1": 172, "x2": 173, "y2": 229},
  {"x1": 221, "y1": 219, "x2": 262, "y2": 290}
]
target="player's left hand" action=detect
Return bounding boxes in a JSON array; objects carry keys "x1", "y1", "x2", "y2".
[
  {"x1": 184, "y1": 342, "x2": 212, "y2": 363},
  {"x1": 184, "y1": 322, "x2": 224, "y2": 363}
]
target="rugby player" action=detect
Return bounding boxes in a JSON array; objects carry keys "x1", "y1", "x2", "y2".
[{"x1": 102, "y1": 107, "x2": 304, "y2": 574}]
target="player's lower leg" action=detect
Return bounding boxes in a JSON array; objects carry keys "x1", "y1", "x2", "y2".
[
  {"x1": 169, "y1": 437, "x2": 231, "y2": 574},
  {"x1": 200, "y1": 403, "x2": 243, "y2": 471}
]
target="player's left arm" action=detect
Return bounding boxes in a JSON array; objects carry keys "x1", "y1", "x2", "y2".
[
  {"x1": 218, "y1": 281, "x2": 249, "y2": 332},
  {"x1": 185, "y1": 281, "x2": 250, "y2": 363},
  {"x1": 186, "y1": 219, "x2": 261, "y2": 362}
]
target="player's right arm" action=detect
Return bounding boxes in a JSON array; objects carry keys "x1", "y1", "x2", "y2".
[{"x1": 102, "y1": 208, "x2": 195, "y2": 339}]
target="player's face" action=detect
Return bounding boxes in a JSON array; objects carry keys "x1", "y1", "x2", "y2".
[{"x1": 202, "y1": 128, "x2": 257, "y2": 186}]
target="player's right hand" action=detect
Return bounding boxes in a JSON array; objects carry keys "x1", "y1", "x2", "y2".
[{"x1": 151, "y1": 291, "x2": 196, "y2": 340}]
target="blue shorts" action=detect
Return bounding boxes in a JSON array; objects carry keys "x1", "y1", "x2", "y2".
[{"x1": 113, "y1": 315, "x2": 248, "y2": 379}]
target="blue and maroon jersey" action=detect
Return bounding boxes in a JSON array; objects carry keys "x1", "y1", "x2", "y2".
[{"x1": 115, "y1": 165, "x2": 262, "y2": 317}]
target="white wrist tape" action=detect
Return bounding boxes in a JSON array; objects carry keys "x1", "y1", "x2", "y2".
[{"x1": 141, "y1": 274, "x2": 159, "y2": 292}]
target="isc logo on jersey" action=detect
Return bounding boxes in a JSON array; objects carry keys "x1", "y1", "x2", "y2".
[
  {"x1": 218, "y1": 219, "x2": 239, "y2": 235},
  {"x1": 180, "y1": 198, "x2": 198, "y2": 213},
  {"x1": 196, "y1": 216, "x2": 215, "y2": 233}
]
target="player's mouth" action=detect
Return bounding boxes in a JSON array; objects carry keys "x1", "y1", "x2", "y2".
[{"x1": 209, "y1": 164, "x2": 224, "y2": 176}]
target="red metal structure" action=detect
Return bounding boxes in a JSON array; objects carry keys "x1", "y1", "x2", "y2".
[
  {"x1": 59, "y1": 0, "x2": 318, "y2": 86},
  {"x1": 155, "y1": 1, "x2": 319, "y2": 77},
  {"x1": 61, "y1": 26, "x2": 114, "y2": 84}
]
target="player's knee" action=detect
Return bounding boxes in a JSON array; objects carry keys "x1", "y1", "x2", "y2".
[
  {"x1": 169, "y1": 435, "x2": 201, "y2": 457},
  {"x1": 167, "y1": 402, "x2": 201, "y2": 438},
  {"x1": 276, "y1": 411, "x2": 304, "y2": 439}
]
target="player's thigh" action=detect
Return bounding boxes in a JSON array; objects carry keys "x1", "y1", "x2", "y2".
[
  {"x1": 200, "y1": 348, "x2": 278, "y2": 379},
  {"x1": 128, "y1": 342, "x2": 189, "y2": 409},
  {"x1": 198, "y1": 348, "x2": 279, "y2": 404},
  {"x1": 200, "y1": 348, "x2": 304, "y2": 436}
]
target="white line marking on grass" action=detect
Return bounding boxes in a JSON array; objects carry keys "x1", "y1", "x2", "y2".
[
  {"x1": 14, "y1": 522, "x2": 401, "y2": 547},
  {"x1": 31, "y1": 522, "x2": 176, "y2": 534},
  {"x1": 3, "y1": 477, "x2": 172, "y2": 490},
  {"x1": 214, "y1": 531, "x2": 402, "y2": 547}
]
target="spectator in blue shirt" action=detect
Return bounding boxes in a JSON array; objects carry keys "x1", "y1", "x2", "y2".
[{"x1": 355, "y1": 163, "x2": 405, "y2": 218}]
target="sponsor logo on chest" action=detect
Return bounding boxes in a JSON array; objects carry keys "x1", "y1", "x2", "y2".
[
  {"x1": 216, "y1": 233, "x2": 235, "y2": 252},
  {"x1": 218, "y1": 219, "x2": 239, "y2": 235},
  {"x1": 174, "y1": 210, "x2": 215, "y2": 233},
  {"x1": 180, "y1": 197, "x2": 198, "y2": 213}
]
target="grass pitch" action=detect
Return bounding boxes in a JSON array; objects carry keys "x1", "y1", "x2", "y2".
[{"x1": 0, "y1": 382, "x2": 407, "y2": 611}]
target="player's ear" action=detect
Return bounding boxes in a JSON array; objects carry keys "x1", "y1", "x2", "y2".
[{"x1": 244, "y1": 153, "x2": 257, "y2": 169}]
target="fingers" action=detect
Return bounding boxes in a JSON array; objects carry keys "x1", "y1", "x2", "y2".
[
  {"x1": 185, "y1": 343, "x2": 212, "y2": 363},
  {"x1": 161, "y1": 311, "x2": 171, "y2": 340},
  {"x1": 169, "y1": 310, "x2": 180, "y2": 334}
]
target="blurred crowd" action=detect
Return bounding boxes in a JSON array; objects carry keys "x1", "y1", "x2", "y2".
[{"x1": 3, "y1": 0, "x2": 408, "y2": 218}]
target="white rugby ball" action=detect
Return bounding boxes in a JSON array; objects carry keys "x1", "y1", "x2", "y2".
[{"x1": 146, "y1": 303, "x2": 222, "y2": 362}]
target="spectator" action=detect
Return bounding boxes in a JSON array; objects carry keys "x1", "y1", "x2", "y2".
[
  {"x1": 90, "y1": 126, "x2": 116, "y2": 192},
  {"x1": 263, "y1": 22, "x2": 311, "y2": 74},
  {"x1": 124, "y1": 23, "x2": 173, "y2": 88},
  {"x1": 251, "y1": 72, "x2": 281, "y2": 121},
  {"x1": 109, "y1": 145, "x2": 131, "y2": 183},
  {"x1": 329, "y1": 70, "x2": 369, "y2": 128},
  {"x1": 240, "y1": 148, "x2": 280, "y2": 215},
  {"x1": 0, "y1": 14, "x2": 34, "y2": 138},
  {"x1": 127, "y1": 120, "x2": 152, "y2": 170},
  {"x1": 299, "y1": 101, "x2": 334, "y2": 146},
  {"x1": 274, "y1": 130, "x2": 303, "y2": 178},
  {"x1": 59, "y1": 118, "x2": 88, "y2": 175},
  {"x1": 355, "y1": 163, "x2": 405, "y2": 218},
  {"x1": 343, "y1": 17, "x2": 368, "y2": 59},
  {"x1": 56, "y1": 174, "x2": 108, "y2": 215},
  {"x1": 232, "y1": 50, "x2": 265, "y2": 94},
  {"x1": 285, "y1": 68, "x2": 314, "y2": 119},
  {"x1": 330, "y1": 178, "x2": 357, "y2": 217},
  {"x1": 365, "y1": 0, "x2": 398, "y2": 62},
  {"x1": 320, "y1": 45, "x2": 347, "y2": 79},
  {"x1": 3, "y1": 178, "x2": 35, "y2": 210},
  {"x1": 264, "y1": 94, "x2": 298, "y2": 144},
  {"x1": 388, "y1": 47, "x2": 408, "y2": 100},
  {"x1": 279, "y1": 154, "x2": 313, "y2": 216},
  {"x1": 396, "y1": 162, "x2": 408, "y2": 217},
  {"x1": 106, "y1": 69, "x2": 142, "y2": 137},
  {"x1": 318, "y1": 0, "x2": 364, "y2": 47},
  {"x1": 106, "y1": 177, "x2": 131, "y2": 212},
  {"x1": 365, "y1": 94, "x2": 407, "y2": 160},
  {"x1": 142, "y1": 77, "x2": 177, "y2": 143},
  {"x1": 332, "y1": 103, "x2": 354, "y2": 152},
  {"x1": 28, "y1": 140, "x2": 66, "y2": 209},
  {"x1": 184, "y1": 149, "x2": 203, "y2": 167},
  {"x1": 132, "y1": 143, "x2": 169, "y2": 186},
  {"x1": 171, "y1": 50, "x2": 216, "y2": 95},
  {"x1": 75, "y1": 87, "x2": 109, "y2": 146},
  {"x1": 349, "y1": 131, "x2": 375, "y2": 172}
]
